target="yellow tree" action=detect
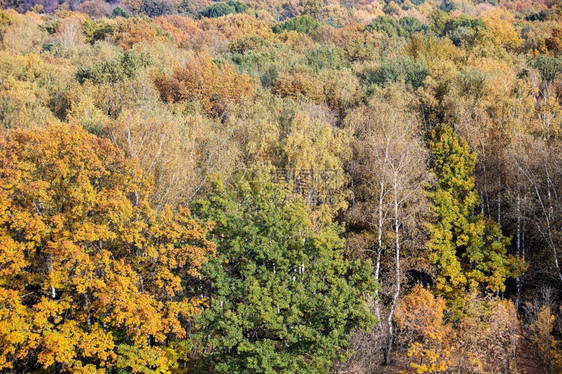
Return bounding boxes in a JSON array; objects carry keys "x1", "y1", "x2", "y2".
[
  {"x1": 394, "y1": 285, "x2": 451, "y2": 374},
  {"x1": 0, "y1": 124, "x2": 215, "y2": 373}
]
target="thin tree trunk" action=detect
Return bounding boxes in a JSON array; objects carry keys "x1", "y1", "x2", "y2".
[
  {"x1": 515, "y1": 190, "x2": 522, "y2": 312},
  {"x1": 374, "y1": 181, "x2": 384, "y2": 331},
  {"x1": 384, "y1": 178, "x2": 401, "y2": 366}
]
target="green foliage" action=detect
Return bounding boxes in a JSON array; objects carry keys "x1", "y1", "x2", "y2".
[
  {"x1": 306, "y1": 44, "x2": 348, "y2": 72},
  {"x1": 83, "y1": 18, "x2": 113, "y2": 44},
  {"x1": 370, "y1": 56, "x2": 429, "y2": 89},
  {"x1": 439, "y1": 0, "x2": 456, "y2": 13},
  {"x1": 273, "y1": 15, "x2": 320, "y2": 34},
  {"x1": 111, "y1": 7, "x2": 130, "y2": 18},
  {"x1": 365, "y1": 16, "x2": 403, "y2": 37},
  {"x1": 228, "y1": 35, "x2": 270, "y2": 55},
  {"x1": 524, "y1": 10, "x2": 553, "y2": 22},
  {"x1": 530, "y1": 55, "x2": 562, "y2": 81},
  {"x1": 76, "y1": 51, "x2": 151, "y2": 84},
  {"x1": 445, "y1": 15, "x2": 486, "y2": 47},
  {"x1": 198, "y1": 0, "x2": 248, "y2": 18},
  {"x1": 426, "y1": 125, "x2": 518, "y2": 308},
  {"x1": 428, "y1": 13, "x2": 487, "y2": 47},
  {"x1": 399, "y1": 16, "x2": 427, "y2": 36},
  {"x1": 191, "y1": 169, "x2": 377, "y2": 373},
  {"x1": 39, "y1": 18, "x2": 59, "y2": 35},
  {"x1": 140, "y1": 0, "x2": 174, "y2": 17}
]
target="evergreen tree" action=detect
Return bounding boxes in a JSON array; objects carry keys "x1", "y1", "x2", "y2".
[
  {"x1": 190, "y1": 169, "x2": 377, "y2": 373},
  {"x1": 426, "y1": 125, "x2": 519, "y2": 307}
]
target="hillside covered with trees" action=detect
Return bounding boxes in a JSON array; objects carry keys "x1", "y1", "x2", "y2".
[{"x1": 0, "y1": 0, "x2": 561, "y2": 372}]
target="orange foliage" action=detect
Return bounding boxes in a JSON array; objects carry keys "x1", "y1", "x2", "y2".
[
  {"x1": 315, "y1": 23, "x2": 380, "y2": 61},
  {"x1": 452, "y1": 296, "x2": 520, "y2": 373},
  {"x1": 154, "y1": 15, "x2": 199, "y2": 48},
  {"x1": 112, "y1": 18, "x2": 171, "y2": 49},
  {"x1": 545, "y1": 27, "x2": 562, "y2": 54},
  {"x1": 395, "y1": 285, "x2": 452, "y2": 373},
  {"x1": 272, "y1": 71, "x2": 324, "y2": 103},
  {"x1": 154, "y1": 52, "x2": 256, "y2": 117},
  {"x1": 0, "y1": 124, "x2": 215, "y2": 372},
  {"x1": 199, "y1": 14, "x2": 276, "y2": 42}
]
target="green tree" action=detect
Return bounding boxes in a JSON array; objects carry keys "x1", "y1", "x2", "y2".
[
  {"x1": 426, "y1": 125, "x2": 519, "y2": 308},
  {"x1": 191, "y1": 169, "x2": 377, "y2": 373},
  {"x1": 273, "y1": 16, "x2": 320, "y2": 34},
  {"x1": 198, "y1": 1, "x2": 248, "y2": 18}
]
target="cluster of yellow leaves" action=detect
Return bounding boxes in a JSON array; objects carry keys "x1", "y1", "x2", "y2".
[
  {"x1": 395, "y1": 285, "x2": 452, "y2": 374},
  {"x1": 481, "y1": 8, "x2": 522, "y2": 50},
  {"x1": 529, "y1": 306, "x2": 562, "y2": 373},
  {"x1": 396, "y1": 286, "x2": 522, "y2": 374},
  {"x1": 0, "y1": 124, "x2": 215, "y2": 372}
]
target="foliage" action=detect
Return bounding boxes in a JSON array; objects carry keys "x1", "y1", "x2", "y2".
[
  {"x1": 190, "y1": 170, "x2": 377, "y2": 373},
  {"x1": 365, "y1": 16, "x2": 404, "y2": 38},
  {"x1": 0, "y1": 1, "x2": 560, "y2": 372},
  {"x1": 273, "y1": 15, "x2": 320, "y2": 34},
  {"x1": 154, "y1": 52, "x2": 256, "y2": 117},
  {"x1": 451, "y1": 295, "x2": 520, "y2": 373},
  {"x1": 426, "y1": 125, "x2": 519, "y2": 307},
  {"x1": 395, "y1": 285, "x2": 451, "y2": 373},
  {"x1": 526, "y1": 305, "x2": 562, "y2": 373},
  {"x1": 76, "y1": 51, "x2": 151, "y2": 84},
  {"x1": 82, "y1": 17, "x2": 113, "y2": 44},
  {"x1": 0, "y1": 124, "x2": 215, "y2": 372},
  {"x1": 370, "y1": 56, "x2": 430, "y2": 89},
  {"x1": 530, "y1": 55, "x2": 562, "y2": 81},
  {"x1": 140, "y1": 0, "x2": 174, "y2": 17},
  {"x1": 198, "y1": 0, "x2": 247, "y2": 18}
]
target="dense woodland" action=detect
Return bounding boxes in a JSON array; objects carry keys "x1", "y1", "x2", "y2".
[{"x1": 0, "y1": 0, "x2": 561, "y2": 372}]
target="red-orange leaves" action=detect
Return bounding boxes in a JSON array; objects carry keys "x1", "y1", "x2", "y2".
[
  {"x1": 0, "y1": 124, "x2": 214, "y2": 372},
  {"x1": 154, "y1": 52, "x2": 256, "y2": 117}
]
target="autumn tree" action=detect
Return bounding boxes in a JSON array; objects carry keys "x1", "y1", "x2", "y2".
[
  {"x1": 106, "y1": 106, "x2": 238, "y2": 209},
  {"x1": 394, "y1": 285, "x2": 451, "y2": 374},
  {"x1": 346, "y1": 90, "x2": 429, "y2": 365},
  {"x1": 154, "y1": 52, "x2": 256, "y2": 117},
  {"x1": 0, "y1": 124, "x2": 215, "y2": 372},
  {"x1": 427, "y1": 124, "x2": 519, "y2": 308},
  {"x1": 526, "y1": 304, "x2": 562, "y2": 374},
  {"x1": 451, "y1": 294, "x2": 520, "y2": 373},
  {"x1": 190, "y1": 168, "x2": 378, "y2": 373}
]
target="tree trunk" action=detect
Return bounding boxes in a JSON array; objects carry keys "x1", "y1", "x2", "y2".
[{"x1": 385, "y1": 178, "x2": 401, "y2": 366}]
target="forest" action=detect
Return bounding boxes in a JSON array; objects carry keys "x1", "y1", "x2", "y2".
[{"x1": 0, "y1": 0, "x2": 561, "y2": 372}]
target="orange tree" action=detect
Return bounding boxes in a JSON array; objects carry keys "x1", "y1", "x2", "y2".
[
  {"x1": 0, "y1": 124, "x2": 215, "y2": 373},
  {"x1": 154, "y1": 52, "x2": 256, "y2": 118}
]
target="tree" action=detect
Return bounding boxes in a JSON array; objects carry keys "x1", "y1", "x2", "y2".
[
  {"x1": 190, "y1": 168, "x2": 377, "y2": 373},
  {"x1": 346, "y1": 91, "x2": 429, "y2": 365},
  {"x1": 198, "y1": 0, "x2": 247, "y2": 18},
  {"x1": 273, "y1": 16, "x2": 320, "y2": 34},
  {"x1": 394, "y1": 285, "x2": 451, "y2": 373},
  {"x1": 154, "y1": 52, "x2": 256, "y2": 118},
  {"x1": 427, "y1": 124, "x2": 519, "y2": 308},
  {"x1": 452, "y1": 295, "x2": 520, "y2": 373},
  {"x1": 527, "y1": 305, "x2": 562, "y2": 374},
  {"x1": 0, "y1": 124, "x2": 215, "y2": 372}
]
